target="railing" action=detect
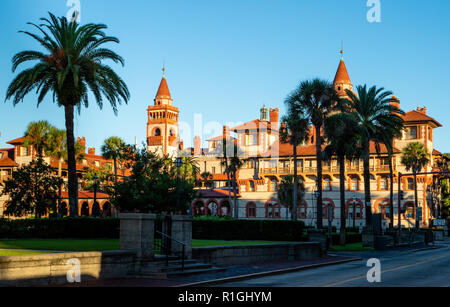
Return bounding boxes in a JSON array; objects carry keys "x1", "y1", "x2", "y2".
[
  {"x1": 155, "y1": 230, "x2": 187, "y2": 271},
  {"x1": 259, "y1": 165, "x2": 393, "y2": 175}
]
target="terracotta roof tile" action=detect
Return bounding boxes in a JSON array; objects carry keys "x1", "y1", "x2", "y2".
[
  {"x1": 155, "y1": 76, "x2": 171, "y2": 99},
  {"x1": 231, "y1": 120, "x2": 278, "y2": 132},
  {"x1": 402, "y1": 110, "x2": 442, "y2": 127},
  {"x1": 334, "y1": 59, "x2": 352, "y2": 85}
]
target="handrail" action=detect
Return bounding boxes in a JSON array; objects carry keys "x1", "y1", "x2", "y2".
[{"x1": 156, "y1": 230, "x2": 187, "y2": 271}]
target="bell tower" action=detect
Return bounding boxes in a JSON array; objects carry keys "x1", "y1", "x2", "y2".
[
  {"x1": 333, "y1": 49, "x2": 353, "y2": 97},
  {"x1": 147, "y1": 69, "x2": 180, "y2": 156}
]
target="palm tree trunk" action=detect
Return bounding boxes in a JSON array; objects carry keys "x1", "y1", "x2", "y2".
[
  {"x1": 414, "y1": 171, "x2": 419, "y2": 229},
  {"x1": 114, "y1": 158, "x2": 118, "y2": 185},
  {"x1": 339, "y1": 156, "x2": 346, "y2": 245},
  {"x1": 64, "y1": 104, "x2": 79, "y2": 217},
  {"x1": 388, "y1": 154, "x2": 394, "y2": 228},
  {"x1": 363, "y1": 140, "x2": 372, "y2": 226},
  {"x1": 293, "y1": 143, "x2": 298, "y2": 221},
  {"x1": 315, "y1": 125, "x2": 323, "y2": 229},
  {"x1": 232, "y1": 171, "x2": 239, "y2": 219}
]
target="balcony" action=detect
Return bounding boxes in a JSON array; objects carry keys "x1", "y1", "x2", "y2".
[
  {"x1": 259, "y1": 165, "x2": 394, "y2": 175},
  {"x1": 148, "y1": 136, "x2": 163, "y2": 146}
]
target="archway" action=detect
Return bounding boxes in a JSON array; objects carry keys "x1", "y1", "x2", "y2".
[
  {"x1": 59, "y1": 202, "x2": 69, "y2": 217},
  {"x1": 80, "y1": 202, "x2": 90, "y2": 217},
  {"x1": 220, "y1": 200, "x2": 231, "y2": 216},
  {"x1": 192, "y1": 200, "x2": 205, "y2": 216},
  {"x1": 92, "y1": 202, "x2": 101, "y2": 217},
  {"x1": 102, "y1": 202, "x2": 112, "y2": 217}
]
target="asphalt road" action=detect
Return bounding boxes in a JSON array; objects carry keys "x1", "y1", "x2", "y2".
[{"x1": 218, "y1": 239, "x2": 450, "y2": 287}]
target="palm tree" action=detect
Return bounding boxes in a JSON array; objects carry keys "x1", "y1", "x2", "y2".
[
  {"x1": 343, "y1": 85, "x2": 403, "y2": 226},
  {"x1": 278, "y1": 175, "x2": 305, "y2": 220},
  {"x1": 374, "y1": 111, "x2": 404, "y2": 228},
  {"x1": 6, "y1": 13, "x2": 130, "y2": 216},
  {"x1": 200, "y1": 172, "x2": 213, "y2": 189},
  {"x1": 280, "y1": 104, "x2": 310, "y2": 220},
  {"x1": 323, "y1": 113, "x2": 360, "y2": 245},
  {"x1": 285, "y1": 79, "x2": 338, "y2": 228},
  {"x1": 23, "y1": 120, "x2": 54, "y2": 158},
  {"x1": 401, "y1": 142, "x2": 430, "y2": 229},
  {"x1": 47, "y1": 128, "x2": 67, "y2": 177},
  {"x1": 101, "y1": 136, "x2": 126, "y2": 184}
]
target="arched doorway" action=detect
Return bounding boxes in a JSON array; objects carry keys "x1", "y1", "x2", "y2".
[
  {"x1": 81, "y1": 202, "x2": 90, "y2": 217},
  {"x1": 92, "y1": 202, "x2": 100, "y2": 217},
  {"x1": 103, "y1": 202, "x2": 112, "y2": 217},
  {"x1": 207, "y1": 201, "x2": 218, "y2": 216},
  {"x1": 220, "y1": 200, "x2": 231, "y2": 216},
  {"x1": 59, "y1": 202, "x2": 69, "y2": 217},
  {"x1": 193, "y1": 200, "x2": 204, "y2": 216}
]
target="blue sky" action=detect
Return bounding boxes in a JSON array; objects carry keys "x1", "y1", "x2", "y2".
[{"x1": 0, "y1": 0, "x2": 449, "y2": 152}]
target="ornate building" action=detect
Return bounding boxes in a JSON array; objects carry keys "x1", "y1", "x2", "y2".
[{"x1": 187, "y1": 54, "x2": 445, "y2": 229}]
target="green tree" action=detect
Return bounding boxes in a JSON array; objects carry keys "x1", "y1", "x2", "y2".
[
  {"x1": 343, "y1": 85, "x2": 403, "y2": 226},
  {"x1": 401, "y1": 142, "x2": 430, "y2": 229},
  {"x1": 278, "y1": 175, "x2": 305, "y2": 220},
  {"x1": 323, "y1": 113, "x2": 360, "y2": 244},
  {"x1": 101, "y1": 136, "x2": 126, "y2": 184},
  {"x1": 280, "y1": 104, "x2": 310, "y2": 220},
  {"x1": 6, "y1": 13, "x2": 130, "y2": 217},
  {"x1": 82, "y1": 164, "x2": 113, "y2": 191},
  {"x1": 200, "y1": 171, "x2": 213, "y2": 189},
  {"x1": 285, "y1": 79, "x2": 338, "y2": 228},
  {"x1": 1, "y1": 158, "x2": 63, "y2": 218},
  {"x1": 23, "y1": 120, "x2": 54, "y2": 158}
]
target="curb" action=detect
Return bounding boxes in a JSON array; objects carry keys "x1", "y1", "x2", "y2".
[{"x1": 176, "y1": 257, "x2": 362, "y2": 287}]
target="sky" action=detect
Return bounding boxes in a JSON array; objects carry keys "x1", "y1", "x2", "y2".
[{"x1": 0, "y1": 0, "x2": 449, "y2": 153}]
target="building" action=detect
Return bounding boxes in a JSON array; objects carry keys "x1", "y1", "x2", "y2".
[{"x1": 188, "y1": 54, "x2": 445, "y2": 229}]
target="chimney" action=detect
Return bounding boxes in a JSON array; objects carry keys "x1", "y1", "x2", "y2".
[
  {"x1": 194, "y1": 136, "x2": 201, "y2": 156},
  {"x1": 417, "y1": 106, "x2": 427, "y2": 115},
  {"x1": 270, "y1": 108, "x2": 279, "y2": 125},
  {"x1": 88, "y1": 148, "x2": 96, "y2": 155},
  {"x1": 179, "y1": 140, "x2": 184, "y2": 151},
  {"x1": 389, "y1": 96, "x2": 400, "y2": 110},
  {"x1": 223, "y1": 126, "x2": 230, "y2": 140},
  {"x1": 77, "y1": 137, "x2": 86, "y2": 154}
]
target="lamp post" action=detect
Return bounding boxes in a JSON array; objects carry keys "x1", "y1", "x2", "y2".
[
  {"x1": 93, "y1": 174, "x2": 98, "y2": 217},
  {"x1": 174, "y1": 157, "x2": 184, "y2": 213},
  {"x1": 352, "y1": 195, "x2": 357, "y2": 229}
]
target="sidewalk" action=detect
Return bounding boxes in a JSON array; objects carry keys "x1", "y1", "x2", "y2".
[{"x1": 54, "y1": 255, "x2": 360, "y2": 287}]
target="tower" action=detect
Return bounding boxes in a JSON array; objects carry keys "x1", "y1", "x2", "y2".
[
  {"x1": 333, "y1": 49, "x2": 353, "y2": 97},
  {"x1": 147, "y1": 69, "x2": 180, "y2": 157}
]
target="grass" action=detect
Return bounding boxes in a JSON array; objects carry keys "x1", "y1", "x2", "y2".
[
  {"x1": 0, "y1": 239, "x2": 287, "y2": 254},
  {"x1": 0, "y1": 250, "x2": 49, "y2": 256},
  {"x1": 329, "y1": 242, "x2": 374, "y2": 252}
]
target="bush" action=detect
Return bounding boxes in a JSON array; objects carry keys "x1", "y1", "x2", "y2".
[
  {"x1": 331, "y1": 232, "x2": 362, "y2": 245},
  {"x1": 193, "y1": 219, "x2": 306, "y2": 241},
  {"x1": 0, "y1": 218, "x2": 119, "y2": 239}
]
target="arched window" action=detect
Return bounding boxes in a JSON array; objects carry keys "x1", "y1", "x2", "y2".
[
  {"x1": 249, "y1": 181, "x2": 256, "y2": 192},
  {"x1": 266, "y1": 201, "x2": 280, "y2": 219},
  {"x1": 378, "y1": 201, "x2": 390, "y2": 219},
  {"x1": 169, "y1": 129, "x2": 175, "y2": 137},
  {"x1": 154, "y1": 128, "x2": 161, "y2": 137},
  {"x1": 246, "y1": 202, "x2": 257, "y2": 218},
  {"x1": 322, "y1": 202, "x2": 334, "y2": 219},
  {"x1": 207, "y1": 201, "x2": 218, "y2": 216},
  {"x1": 298, "y1": 201, "x2": 307, "y2": 219},
  {"x1": 220, "y1": 201, "x2": 231, "y2": 216},
  {"x1": 405, "y1": 203, "x2": 415, "y2": 219}
]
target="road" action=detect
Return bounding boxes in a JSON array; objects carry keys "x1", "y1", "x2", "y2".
[{"x1": 218, "y1": 239, "x2": 450, "y2": 287}]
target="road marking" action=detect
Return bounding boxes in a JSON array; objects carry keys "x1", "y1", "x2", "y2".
[{"x1": 318, "y1": 252, "x2": 450, "y2": 287}]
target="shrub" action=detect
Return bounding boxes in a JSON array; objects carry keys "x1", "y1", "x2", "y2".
[
  {"x1": 331, "y1": 232, "x2": 362, "y2": 245},
  {"x1": 193, "y1": 219, "x2": 306, "y2": 241},
  {"x1": 0, "y1": 218, "x2": 120, "y2": 239}
]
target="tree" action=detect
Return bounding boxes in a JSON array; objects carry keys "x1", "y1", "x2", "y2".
[
  {"x1": 280, "y1": 104, "x2": 310, "y2": 220},
  {"x1": 23, "y1": 120, "x2": 54, "y2": 158},
  {"x1": 401, "y1": 142, "x2": 430, "y2": 229},
  {"x1": 1, "y1": 158, "x2": 63, "y2": 218},
  {"x1": 200, "y1": 171, "x2": 213, "y2": 189},
  {"x1": 285, "y1": 79, "x2": 338, "y2": 228},
  {"x1": 278, "y1": 175, "x2": 305, "y2": 220},
  {"x1": 343, "y1": 85, "x2": 403, "y2": 226},
  {"x1": 323, "y1": 112, "x2": 360, "y2": 245},
  {"x1": 6, "y1": 13, "x2": 130, "y2": 217},
  {"x1": 101, "y1": 136, "x2": 126, "y2": 184},
  {"x1": 82, "y1": 164, "x2": 112, "y2": 191}
]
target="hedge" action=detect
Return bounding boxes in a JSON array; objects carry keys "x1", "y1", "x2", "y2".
[
  {"x1": 331, "y1": 233, "x2": 362, "y2": 245},
  {"x1": 192, "y1": 219, "x2": 306, "y2": 241},
  {"x1": 0, "y1": 218, "x2": 120, "y2": 239}
]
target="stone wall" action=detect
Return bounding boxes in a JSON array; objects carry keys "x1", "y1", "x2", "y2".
[
  {"x1": 0, "y1": 250, "x2": 136, "y2": 287},
  {"x1": 192, "y1": 242, "x2": 321, "y2": 267}
]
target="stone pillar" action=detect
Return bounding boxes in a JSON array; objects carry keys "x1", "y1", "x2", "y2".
[
  {"x1": 170, "y1": 215, "x2": 193, "y2": 259},
  {"x1": 119, "y1": 213, "x2": 156, "y2": 259},
  {"x1": 307, "y1": 229, "x2": 327, "y2": 256}
]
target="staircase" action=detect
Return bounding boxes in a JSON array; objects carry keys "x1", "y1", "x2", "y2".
[{"x1": 138, "y1": 255, "x2": 226, "y2": 278}]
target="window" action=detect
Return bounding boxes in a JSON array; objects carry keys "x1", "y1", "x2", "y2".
[
  {"x1": 324, "y1": 178, "x2": 331, "y2": 191},
  {"x1": 0, "y1": 153, "x2": 3, "y2": 159},
  {"x1": 379, "y1": 202, "x2": 390, "y2": 219},
  {"x1": 270, "y1": 179, "x2": 278, "y2": 192},
  {"x1": 405, "y1": 203, "x2": 415, "y2": 219},
  {"x1": 322, "y1": 203, "x2": 333, "y2": 219},
  {"x1": 266, "y1": 202, "x2": 280, "y2": 218},
  {"x1": 350, "y1": 159, "x2": 359, "y2": 167},
  {"x1": 405, "y1": 126, "x2": 417, "y2": 140},
  {"x1": 407, "y1": 178, "x2": 414, "y2": 190},
  {"x1": 20, "y1": 146, "x2": 29, "y2": 157},
  {"x1": 249, "y1": 181, "x2": 255, "y2": 192},
  {"x1": 94, "y1": 161, "x2": 100, "y2": 167},
  {"x1": 380, "y1": 158, "x2": 389, "y2": 166},
  {"x1": 208, "y1": 202, "x2": 218, "y2": 216},
  {"x1": 211, "y1": 167, "x2": 216, "y2": 174},
  {"x1": 299, "y1": 202, "x2": 307, "y2": 219},
  {"x1": 351, "y1": 178, "x2": 359, "y2": 191},
  {"x1": 154, "y1": 128, "x2": 161, "y2": 137},
  {"x1": 380, "y1": 177, "x2": 388, "y2": 190},
  {"x1": 245, "y1": 134, "x2": 258, "y2": 146},
  {"x1": 247, "y1": 203, "x2": 256, "y2": 218}
]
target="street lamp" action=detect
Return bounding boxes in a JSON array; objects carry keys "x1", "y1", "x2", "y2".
[{"x1": 174, "y1": 157, "x2": 184, "y2": 213}]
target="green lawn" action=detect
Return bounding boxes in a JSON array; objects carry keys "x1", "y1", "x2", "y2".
[
  {"x1": 329, "y1": 242, "x2": 374, "y2": 252},
  {"x1": 0, "y1": 250, "x2": 48, "y2": 256},
  {"x1": 0, "y1": 239, "x2": 287, "y2": 254}
]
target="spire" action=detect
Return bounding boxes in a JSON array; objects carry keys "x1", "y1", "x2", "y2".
[
  {"x1": 333, "y1": 57, "x2": 352, "y2": 86},
  {"x1": 155, "y1": 69, "x2": 172, "y2": 100}
]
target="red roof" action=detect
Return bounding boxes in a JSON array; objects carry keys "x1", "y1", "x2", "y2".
[
  {"x1": 7, "y1": 136, "x2": 27, "y2": 145},
  {"x1": 402, "y1": 110, "x2": 442, "y2": 127},
  {"x1": 61, "y1": 191, "x2": 110, "y2": 199},
  {"x1": 232, "y1": 120, "x2": 278, "y2": 132},
  {"x1": 155, "y1": 76, "x2": 171, "y2": 100},
  {"x1": 433, "y1": 149, "x2": 442, "y2": 155},
  {"x1": 0, "y1": 156, "x2": 17, "y2": 167},
  {"x1": 334, "y1": 59, "x2": 352, "y2": 85}
]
